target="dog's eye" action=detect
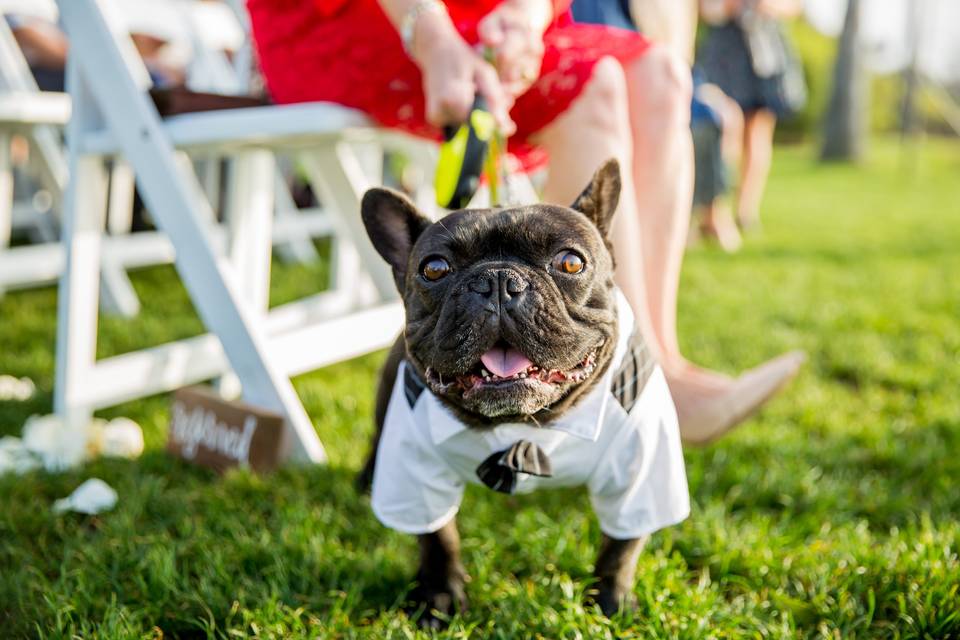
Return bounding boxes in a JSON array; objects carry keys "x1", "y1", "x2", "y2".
[
  {"x1": 421, "y1": 257, "x2": 451, "y2": 281},
  {"x1": 553, "y1": 250, "x2": 585, "y2": 275}
]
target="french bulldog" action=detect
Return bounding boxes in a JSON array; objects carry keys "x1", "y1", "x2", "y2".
[{"x1": 358, "y1": 160, "x2": 689, "y2": 627}]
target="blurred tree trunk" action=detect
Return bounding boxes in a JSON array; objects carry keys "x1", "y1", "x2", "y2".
[
  {"x1": 821, "y1": 0, "x2": 868, "y2": 161},
  {"x1": 899, "y1": 0, "x2": 923, "y2": 139}
]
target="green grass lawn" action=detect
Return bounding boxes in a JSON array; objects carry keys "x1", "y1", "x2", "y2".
[{"x1": 2, "y1": 138, "x2": 959, "y2": 638}]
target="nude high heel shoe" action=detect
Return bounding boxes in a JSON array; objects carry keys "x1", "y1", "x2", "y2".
[{"x1": 674, "y1": 350, "x2": 807, "y2": 446}]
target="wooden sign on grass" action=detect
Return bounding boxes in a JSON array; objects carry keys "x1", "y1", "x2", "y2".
[{"x1": 168, "y1": 386, "x2": 284, "y2": 473}]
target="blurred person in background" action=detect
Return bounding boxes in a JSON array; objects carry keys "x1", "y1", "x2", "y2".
[
  {"x1": 690, "y1": 76, "x2": 744, "y2": 251},
  {"x1": 247, "y1": 0, "x2": 804, "y2": 443},
  {"x1": 698, "y1": 0, "x2": 806, "y2": 230},
  {"x1": 5, "y1": 14, "x2": 68, "y2": 91},
  {"x1": 572, "y1": 0, "x2": 745, "y2": 250},
  {"x1": 5, "y1": 12, "x2": 187, "y2": 93}
]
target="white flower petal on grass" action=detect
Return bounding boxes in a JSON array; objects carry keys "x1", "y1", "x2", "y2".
[
  {"x1": 0, "y1": 436, "x2": 42, "y2": 475},
  {"x1": 0, "y1": 375, "x2": 35, "y2": 401},
  {"x1": 52, "y1": 478, "x2": 118, "y2": 515},
  {"x1": 22, "y1": 414, "x2": 91, "y2": 472},
  {"x1": 100, "y1": 418, "x2": 145, "y2": 459}
]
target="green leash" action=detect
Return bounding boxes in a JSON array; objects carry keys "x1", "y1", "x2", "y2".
[{"x1": 435, "y1": 50, "x2": 510, "y2": 209}]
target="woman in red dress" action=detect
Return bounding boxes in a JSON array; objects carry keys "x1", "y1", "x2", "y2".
[{"x1": 247, "y1": 0, "x2": 804, "y2": 442}]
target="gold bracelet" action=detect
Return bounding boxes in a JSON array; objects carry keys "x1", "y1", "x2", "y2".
[{"x1": 400, "y1": 0, "x2": 448, "y2": 57}]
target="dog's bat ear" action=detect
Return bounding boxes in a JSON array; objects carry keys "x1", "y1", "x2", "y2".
[
  {"x1": 361, "y1": 188, "x2": 432, "y2": 290},
  {"x1": 570, "y1": 158, "x2": 621, "y2": 237}
]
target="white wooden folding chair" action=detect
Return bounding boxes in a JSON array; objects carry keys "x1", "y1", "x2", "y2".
[
  {"x1": 177, "y1": 0, "x2": 325, "y2": 266},
  {"x1": 0, "y1": 5, "x2": 148, "y2": 316},
  {"x1": 0, "y1": 0, "x2": 338, "y2": 317},
  {"x1": 54, "y1": 0, "x2": 414, "y2": 462}
]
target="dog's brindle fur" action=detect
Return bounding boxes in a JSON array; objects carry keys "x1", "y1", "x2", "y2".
[{"x1": 358, "y1": 160, "x2": 647, "y2": 625}]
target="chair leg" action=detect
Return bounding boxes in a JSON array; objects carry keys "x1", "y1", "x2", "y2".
[
  {"x1": 91, "y1": 158, "x2": 141, "y2": 318},
  {"x1": 299, "y1": 144, "x2": 396, "y2": 304},
  {"x1": 272, "y1": 167, "x2": 320, "y2": 265},
  {"x1": 54, "y1": 154, "x2": 109, "y2": 428},
  {"x1": 99, "y1": 254, "x2": 141, "y2": 318},
  {"x1": 228, "y1": 151, "x2": 274, "y2": 319},
  {"x1": 106, "y1": 159, "x2": 135, "y2": 236},
  {"x1": 219, "y1": 150, "x2": 275, "y2": 399},
  {"x1": 0, "y1": 133, "x2": 12, "y2": 299},
  {"x1": 196, "y1": 155, "x2": 222, "y2": 218}
]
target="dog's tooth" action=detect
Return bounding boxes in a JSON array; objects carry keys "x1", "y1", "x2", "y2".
[{"x1": 481, "y1": 368, "x2": 491, "y2": 377}]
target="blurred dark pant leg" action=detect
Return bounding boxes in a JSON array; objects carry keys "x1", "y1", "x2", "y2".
[
  {"x1": 570, "y1": 0, "x2": 637, "y2": 31},
  {"x1": 691, "y1": 120, "x2": 728, "y2": 208}
]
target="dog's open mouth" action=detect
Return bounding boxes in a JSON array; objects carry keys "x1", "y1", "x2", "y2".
[{"x1": 425, "y1": 342, "x2": 599, "y2": 398}]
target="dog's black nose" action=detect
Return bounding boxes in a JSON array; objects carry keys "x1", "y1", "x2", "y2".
[
  {"x1": 468, "y1": 275, "x2": 494, "y2": 295},
  {"x1": 467, "y1": 269, "x2": 528, "y2": 308},
  {"x1": 500, "y1": 271, "x2": 527, "y2": 300}
]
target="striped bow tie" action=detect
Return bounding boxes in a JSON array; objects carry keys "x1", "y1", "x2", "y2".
[{"x1": 476, "y1": 440, "x2": 553, "y2": 494}]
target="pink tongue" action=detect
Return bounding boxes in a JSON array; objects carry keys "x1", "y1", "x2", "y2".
[{"x1": 480, "y1": 347, "x2": 533, "y2": 378}]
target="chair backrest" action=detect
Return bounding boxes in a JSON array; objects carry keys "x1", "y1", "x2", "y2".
[
  {"x1": 0, "y1": 11, "x2": 67, "y2": 196},
  {"x1": 56, "y1": 0, "x2": 225, "y2": 247},
  {"x1": 92, "y1": 0, "x2": 154, "y2": 91},
  {"x1": 182, "y1": 2, "x2": 248, "y2": 94},
  {"x1": 0, "y1": 0, "x2": 58, "y2": 20},
  {"x1": 0, "y1": 12, "x2": 40, "y2": 92},
  {"x1": 221, "y1": 0, "x2": 255, "y2": 93}
]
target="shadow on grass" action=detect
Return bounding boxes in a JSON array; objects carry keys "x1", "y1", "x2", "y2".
[{"x1": 0, "y1": 451, "x2": 417, "y2": 635}]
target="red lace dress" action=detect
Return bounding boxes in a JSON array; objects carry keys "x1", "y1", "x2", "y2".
[{"x1": 246, "y1": 0, "x2": 651, "y2": 170}]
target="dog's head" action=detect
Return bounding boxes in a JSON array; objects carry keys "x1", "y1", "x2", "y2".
[{"x1": 362, "y1": 160, "x2": 622, "y2": 426}]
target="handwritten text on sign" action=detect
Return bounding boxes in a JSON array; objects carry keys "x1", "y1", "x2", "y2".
[{"x1": 167, "y1": 387, "x2": 284, "y2": 473}]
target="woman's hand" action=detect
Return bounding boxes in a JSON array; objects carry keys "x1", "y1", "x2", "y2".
[
  {"x1": 755, "y1": 0, "x2": 803, "y2": 19},
  {"x1": 410, "y1": 9, "x2": 515, "y2": 133},
  {"x1": 700, "y1": 0, "x2": 743, "y2": 24},
  {"x1": 477, "y1": 0, "x2": 551, "y2": 98}
]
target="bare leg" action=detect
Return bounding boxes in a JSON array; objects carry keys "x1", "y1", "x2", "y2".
[
  {"x1": 536, "y1": 57, "x2": 662, "y2": 358},
  {"x1": 621, "y1": 50, "x2": 804, "y2": 441},
  {"x1": 737, "y1": 108, "x2": 777, "y2": 229},
  {"x1": 695, "y1": 84, "x2": 743, "y2": 251},
  {"x1": 412, "y1": 519, "x2": 467, "y2": 629},
  {"x1": 698, "y1": 198, "x2": 742, "y2": 253},
  {"x1": 696, "y1": 83, "x2": 744, "y2": 167},
  {"x1": 536, "y1": 50, "x2": 804, "y2": 443},
  {"x1": 621, "y1": 47, "x2": 697, "y2": 373},
  {"x1": 590, "y1": 535, "x2": 648, "y2": 615}
]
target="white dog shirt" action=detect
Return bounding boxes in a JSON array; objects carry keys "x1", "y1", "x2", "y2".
[{"x1": 371, "y1": 292, "x2": 690, "y2": 540}]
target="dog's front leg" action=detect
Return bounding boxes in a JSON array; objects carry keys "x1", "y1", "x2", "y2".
[
  {"x1": 411, "y1": 518, "x2": 467, "y2": 628},
  {"x1": 591, "y1": 534, "x2": 648, "y2": 616}
]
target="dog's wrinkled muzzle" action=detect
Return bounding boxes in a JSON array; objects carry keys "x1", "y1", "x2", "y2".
[{"x1": 476, "y1": 440, "x2": 552, "y2": 494}]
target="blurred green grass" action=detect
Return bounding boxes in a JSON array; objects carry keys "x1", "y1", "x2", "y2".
[{"x1": 1, "y1": 137, "x2": 959, "y2": 638}]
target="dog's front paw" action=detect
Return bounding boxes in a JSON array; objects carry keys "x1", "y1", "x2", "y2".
[
  {"x1": 408, "y1": 577, "x2": 467, "y2": 630},
  {"x1": 589, "y1": 580, "x2": 637, "y2": 618}
]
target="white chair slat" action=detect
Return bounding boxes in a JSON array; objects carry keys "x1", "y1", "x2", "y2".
[{"x1": 80, "y1": 102, "x2": 374, "y2": 155}]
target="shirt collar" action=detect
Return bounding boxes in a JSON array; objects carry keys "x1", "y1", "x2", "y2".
[{"x1": 423, "y1": 289, "x2": 636, "y2": 445}]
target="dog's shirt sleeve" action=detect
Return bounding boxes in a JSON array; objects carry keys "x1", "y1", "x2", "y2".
[
  {"x1": 371, "y1": 362, "x2": 465, "y2": 534},
  {"x1": 587, "y1": 367, "x2": 690, "y2": 539}
]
